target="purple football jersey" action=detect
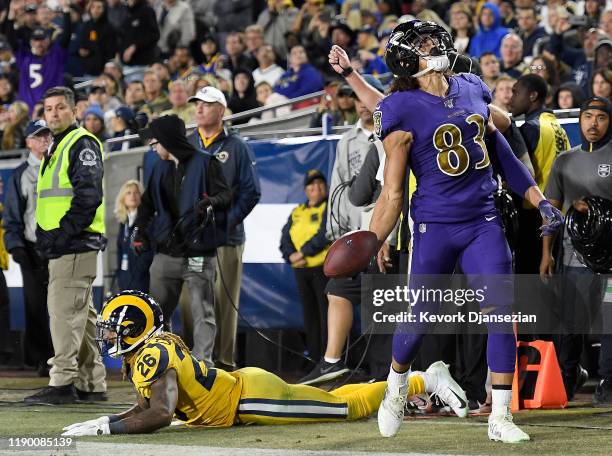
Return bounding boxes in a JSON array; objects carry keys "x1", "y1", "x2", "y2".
[
  {"x1": 15, "y1": 44, "x2": 68, "y2": 112},
  {"x1": 374, "y1": 73, "x2": 497, "y2": 223}
]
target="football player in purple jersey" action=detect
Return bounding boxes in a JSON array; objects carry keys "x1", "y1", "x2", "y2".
[{"x1": 329, "y1": 20, "x2": 563, "y2": 443}]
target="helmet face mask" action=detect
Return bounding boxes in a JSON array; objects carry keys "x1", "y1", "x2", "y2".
[
  {"x1": 385, "y1": 20, "x2": 454, "y2": 78},
  {"x1": 96, "y1": 291, "x2": 164, "y2": 358}
]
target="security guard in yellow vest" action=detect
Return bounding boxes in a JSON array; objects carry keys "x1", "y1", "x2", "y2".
[
  {"x1": 25, "y1": 87, "x2": 107, "y2": 405},
  {"x1": 280, "y1": 169, "x2": 330, "y2": 361},
  {"x1": 509, "y1": 74, "x2": 571, "y2": 274}
]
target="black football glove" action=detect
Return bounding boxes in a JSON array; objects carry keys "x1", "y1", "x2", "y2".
[{"x1": 195, "y1": 196, "x2": 212, "y2": 215}]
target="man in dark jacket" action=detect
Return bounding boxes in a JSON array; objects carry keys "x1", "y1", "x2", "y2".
[
  {"x1": 78, "y1": 0, "x2": 117, "y2": 76},
  {"x1": 25, "y1": 87, "x2": 107, "y2": 405},
  {"x1": 134, "y1": 115, "x2": 232, "y2": 363},
  {"x1": 119, "y1": 0, "x2": 160, "y2": 79},
  {"x1": 188, "y1": 86, "x2": 261, "y2": 371},
  {"x1": 3, "y1": 120, "x2": 53, "y2": 376}
]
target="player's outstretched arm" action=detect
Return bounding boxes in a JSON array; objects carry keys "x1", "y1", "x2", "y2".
[
  {"x1": 369, "y1": 131, "x2": 411, "y2": 247},
  {"x1": 328, "y1": 45, "x2": 384, "y2": 112},
  {"x1": 110, "y1": 369, "x2": 179, "y2": 434}
]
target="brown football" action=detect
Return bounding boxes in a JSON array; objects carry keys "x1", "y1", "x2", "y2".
[{"x1": 323, "y1": 230, "x2": 379, "y2": 278}]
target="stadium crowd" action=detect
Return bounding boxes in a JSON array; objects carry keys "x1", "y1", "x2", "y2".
[{"x1": 0, "y1": 0, "x2": 609, "y2": 417}]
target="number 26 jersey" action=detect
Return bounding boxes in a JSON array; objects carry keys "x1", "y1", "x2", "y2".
[
  {"x1": 129, "y1": 336, "x2": 243, "y2": 427},
  {"x1": 374, "y1": 73, "x2": 497, "y2": 224}
]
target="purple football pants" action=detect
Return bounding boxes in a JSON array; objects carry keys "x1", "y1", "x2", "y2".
[{"x1": 392, "y1": 213, "x2": 516, "y2": 373}]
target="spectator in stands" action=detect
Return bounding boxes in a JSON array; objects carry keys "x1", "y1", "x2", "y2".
[
  {"x1": 4, "y1": 1, "x2": 72, "y2": 112},
  {"x1": 517, "y1": 6, "x2": 548, "y2": 58},
  {"x1": 600, "y1": 9, "x2": 612, "y2": 36},
  {"x1": 469, "y1": 2, "x2": 509, "y2": 58},
  {"x1": 549, "y1": 18, "x2": 606, "y2": 95},
  {"x1": 356, "y1": 26, "x2": 389, "y2": 76},
  {"x1": 330, "y1": 21, "x2": 356, "y2": 60},
  {"x1": 274, "y1": 45, "x2": 324, "y2": 99},
  {"x1": 119, "y1": 0, "x2": 160, "y2": 81},
  {"x1": 107, "y1": 0, "x2": 129, "y2": 31},
  {"x1": 244, "y1": 25, "x2": 265, "y2": 62},
  {"x1": 450, "y1": 2, "x2": 475, "y2": 56},
  {"x1": 299, "y1": 74, "x2": 385, "y2": 385},
  {"x1": 1, "y1": 101, "x2": 29, "y2": 150},
  {"x1": 15, "y1": 3, "x2": 38, "y2": 42},
  {"x1": 78, "y1": 0, "x2": 117, "y2": 77},
  {"x1": 228, "y1": 69, "x2": 259, "y2": 124},
  {"x1": 114, "y1": 179, "x2": 152, "y2": 292},
  {"x1": 125, "y1": 80, "x2": 152, "y2": 116},
  {"x1": 301, "y1": 9, "x2": 333, "y2": 73},
  {"x1": 253, "y1": 44, "x2": 285, "y2": 87},
  {"x1": 594, "y1": 40, "x2": 611, "y2": 72},
  {"x1": 509, "y1": 74, "x2": 570, "y2": 274},
  {"x1": 256, "y1": 0, "x2": 299, "y2": 61},
  {"x1": 280, "y1": 169, "x2": 330, "y2": 363},
  {"x1": 36, "y1": 4, "x2": 61, "y2": 41},
  {"x1": 0, "y1": 76, "x2": 15, "y2": 105},
  {"x1": 0, "y1": 41, "x2": 18, "y2": 86},
  {"x1": 143, "y1": 69, "x2": 172, "y2": 115},
  {"x1": 310, "y1": 81, "x2": 358, "y2": 128},
  {"x1": 83, "y1": 105, "x2": 108, "y2": 142},
  {"x1": 498, "y1": 0, "x2": 518, "y2": 30},
  {"x1": 160, "y1": 79, "x2": 196, "y2": 124},
  {"x1": 30, "y1": 102, "x2": 43, "y2": 121},
  {"x1": 187, "y1": 86, "x2": 261, "y2": 371},
  {"x1": 554, "y1": 82, "x2": 586, "y2": 110},
  {"x1": 292, "y1": 0, "x2": 327, "y2": 42},
  {"x1": 480, "y1": 52, "x2": 501, "y2": 90},
  {"x1": 110, "y1": 106, "x2": 143, "y2": 152},
  {"x1": 585, "y1": 0, "x2": 605, "y2": 29},
  {"x1": 104, "y1": 61, "x2": 125, "y2": 91},
  {"x1": 170, "y1": 46, "x2": 195, "y2": 80},
  {"x1": 500, "y1": 34, "x2": 526, "y2": 78},
  {"x1": 99, "y1": 73, "x2": 124, "y2": 103},
  {"x1": 529, "y1": 54, "x2": 561, "y2": 105},
  {"x1": 134, "y1": 115, "x2": 232, "y2": 363},
  {"x1": 74, "y1": 93, "x2": 89, "y2": 126},
  {"x1": 254, "y1": 80, "x2": 291, "y2": 121},
  {"x1": 197, "y1": 34, "x2": 227, "y2": 78},
  {"x1": 541, "y1": 97, "x2": 612, "y2": 403},
  {"x1": 87, "y1": 84, "x2": 120, "y2": 115},
  {"x1": 155, "y1": 0, "x2": 196, "y2": 58},
  {"x1": 592, "y1": 68, "x2": 612, "y2": 100},
  {"x1": 3, "y1": 120, "x2": 53, "y2": 377},
  {"x1": 223, "y1": 32, "x2": 257, "y2": 76}
]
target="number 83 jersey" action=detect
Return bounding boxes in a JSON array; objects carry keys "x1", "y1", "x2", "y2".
[
  {"x1": 374, "y1": 73, "x2": 497, "y2": 223},
  {"x1": 129, "y1": 336, "x2": 243, "y2": 427}
]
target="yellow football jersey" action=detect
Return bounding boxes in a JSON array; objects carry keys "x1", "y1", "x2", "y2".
[{"x1": 129, "y1": 335, "x2": 243, "y2": 427}]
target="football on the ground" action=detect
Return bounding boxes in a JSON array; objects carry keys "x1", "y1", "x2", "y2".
[{"x1": 323, "y1": 230, "x2": 379, "y2": 278}]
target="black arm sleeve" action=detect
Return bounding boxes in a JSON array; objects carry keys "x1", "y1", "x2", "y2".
[
  {"x1": 206, "y1": 156, "x2": 232, "y2": 209},
  {"x1": 59, "y1": 137, "x2": 104, "y2": 236},
  {"x1": 59, "y1": 12, "x2": 72, "y2": 48},
  {"x1": 300, "y1": 205, "x2": 330, "y2": 257},
  {"x1": 134, "y1": 186, "x2": 156, "y2": 231},
  {"x1": 279, "y1": 214, "x2": 296, "y2": 263},
  {"x1": 348, "y1": 144, "x2": 380, "y2": 207}
]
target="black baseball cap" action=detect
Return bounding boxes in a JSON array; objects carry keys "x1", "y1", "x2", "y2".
[
  {"x1": 31, "y1": 28, "x2": 49, "y2": 41},
  {"x1": 304, "y1": 169, "x2": 326, "y2": 186},
  {"x1": 25, "y1": 120, "x2": 50, "y2": 138}
]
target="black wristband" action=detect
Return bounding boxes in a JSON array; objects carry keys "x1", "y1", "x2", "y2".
[
  {"x1": 341, "y1": 66, "x2": 354, "y2": 77},
  {"x1": 109, "y1": 421, "x2": 126, "y2": 434}
]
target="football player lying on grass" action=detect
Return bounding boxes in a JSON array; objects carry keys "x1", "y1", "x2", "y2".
[{"x1": 61, "y1": 291, "x2": 469, "y2": 435}]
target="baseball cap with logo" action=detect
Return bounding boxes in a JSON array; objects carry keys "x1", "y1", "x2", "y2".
[
  {"x1": 25, "y1": 120, "x2": 50, "y2": 138},
  {"x1": 31, "y1": 27, "x2": 50, "y2": 41},
  {"x1": 188, "y1": 86, "x2": 227, "y2": 108},
  {"x1": 304, "y1": 169, "x2": 326, "y2": 186}
]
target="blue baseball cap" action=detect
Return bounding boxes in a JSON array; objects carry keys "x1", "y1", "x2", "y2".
[{"x1": 25, "y1": 120, "x2": 50, "y2": 138}]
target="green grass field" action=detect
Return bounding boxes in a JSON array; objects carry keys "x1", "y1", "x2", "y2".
[{"x1": 1, "y1": 376, "x2": 612, "y2": 455}]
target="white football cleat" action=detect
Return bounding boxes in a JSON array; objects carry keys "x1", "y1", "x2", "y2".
[
  {"x1": 488, "y1": 413, "x2": 530, "y2": 443},
  {"x1": 426, "y1": 361, "x2": 469, "y2": 418},
  {"x1": 377, "y1": 385, "x2": 407, "y2": 437}
]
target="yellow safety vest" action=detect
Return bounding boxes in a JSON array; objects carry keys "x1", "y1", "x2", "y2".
[
  {"x1": 289, "y1": 202, "x2": 329, "y2": 268},
  {"x1": 36, "y1": 127, "x2": 105, "y2": 234}
]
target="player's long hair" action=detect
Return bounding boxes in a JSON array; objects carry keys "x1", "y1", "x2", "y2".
[{"x1": 389, "y1": 76, "x2": 420, "y2": 92}]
